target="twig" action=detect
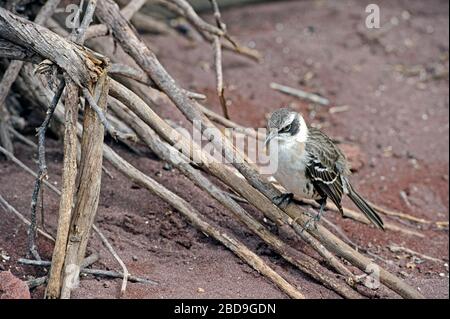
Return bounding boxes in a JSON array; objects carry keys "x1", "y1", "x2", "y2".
[
  {"x1": 46, "y1": 78, "x2": 79, "y2": 299},
  {"x1": 120, "y1": 0, "x2": 147, "y2": 20},
  {"x1": 29, "y1": 78, "x2": 66, "y2": 261},
  {"x1": 388, "y1": 244, "x2": 445, "y2": 264},
  {"x1": 92, "y1": 225, "x2": 129, "y2": 297},
  {"x1": 70, "y1": 0, "x2": 98, "y2": 44},
  {"x1": 8, "y1": 127, "x2": 38, "y2": 149},
  {"x1": 209, "y1": 0, "x2": 229, "y2": 119},
  {"x1": 197, "y1": 102, "x2": 265, "y2": 140},
  {"x1": 213, "y1": 36, "x2": 229, "y2": 119},
  {"x1": 60, "y1": 72, "x2": 109, "y2": 299},
  {"x1": 368, "y1": 200, "x2": 433, "y2": 225},
  {"x1": 299, "y1": 198, "x2": 425, "y2": 238},
  {"x1": 25, "y1": 254, "x2": 157, "y2": 288},
  {"x1": 0, "y1": 145, "x2": 60, "y2": 195},
  {"x1": 82, "y1": 87, "x2": 118, "y2": 140},
  {"x1": 84, "y1": 0, "x2": 149, "y2": 39},
  {"x1": 109, "y1": 63, "x2": 206, "y2": 100},
  {"x1": 0, "y1": 193, "x2": 54, "y2": 241},
  {"x1": 157, "y1": 0, "x2": 261, "y2": 61},
  {"x1": 270, "y1": 82, "x2": 330, "y2": 106}
]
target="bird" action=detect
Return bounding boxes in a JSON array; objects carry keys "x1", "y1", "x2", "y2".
[{"x1": 265, "y1": 108, "x2": 384, "y2": 230}]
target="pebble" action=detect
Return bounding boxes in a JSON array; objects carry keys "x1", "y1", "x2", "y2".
[
  {"x1": 197, "y1": 287, "x2": 205, "y2": 293},
  {"x1": 132, "y1": 256, "x2": 138, "y2": 262}
]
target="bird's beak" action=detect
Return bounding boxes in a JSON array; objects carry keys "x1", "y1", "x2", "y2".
[{"x1": 264, "y1": 129, "x2": 277, "y2": 147}]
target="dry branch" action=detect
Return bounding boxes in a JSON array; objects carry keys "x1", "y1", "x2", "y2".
[
  {"x1": 270, "y1": 82, "x2": 330, "y2": 106},
  {"x1": 0, "y1": 6, "x2": 107, "y2": 87},
  {"x1": 45, "y1": 79, "x2": 79, "y2": 299},
  {"x1": 60, "y1": 72, "x2": 109, "y2": 299},
  {"x1": 0, "y1": 192, "x2": 54, "y2": 241},
  {"x1": 92, "y1": 224, "x2": 129, "y2": 297}
]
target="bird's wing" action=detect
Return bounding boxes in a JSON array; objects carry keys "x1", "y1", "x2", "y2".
[
  {"x1": 304, "y1": 127, "x2": 348, "y2": 210},
  {"x1": 305, "y1": 156, "x2": 344, "y2": 210}
]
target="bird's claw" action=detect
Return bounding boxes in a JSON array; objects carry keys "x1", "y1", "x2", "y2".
[
  {"x1": 301, "y1": 215, "x2": 318, "y2": 232},
  {"x1": 272, "y1": 193, "x2": 293, "y2": 208}
]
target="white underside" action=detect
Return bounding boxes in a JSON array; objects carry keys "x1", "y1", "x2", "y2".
[{"x1": 272, "y1": 125, "x2": 320, "y2": 200}]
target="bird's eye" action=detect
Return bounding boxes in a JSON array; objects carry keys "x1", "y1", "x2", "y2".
[{"x1": 281, "y1": 124, "x2": 291, "y2": 133}]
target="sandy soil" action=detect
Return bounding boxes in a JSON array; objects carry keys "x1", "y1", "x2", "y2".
[{"x1": 0, "y1": 0, "x2": 448, "y2": 299}]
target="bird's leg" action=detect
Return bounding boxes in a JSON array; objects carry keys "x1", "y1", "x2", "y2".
[
  {"x1": 302, "y1": 198, "x2": 327, "y2": 232},
  {"x1": 272, "y1": 193, "x2": 293, "y2": 208},
  {"x1": 315, "y1": 198, "x2": 327, "y2": 222}
]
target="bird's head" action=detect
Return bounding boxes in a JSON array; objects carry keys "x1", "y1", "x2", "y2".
[{"x1": 265, "y1": 108, "x2": 308, "y2": 147}]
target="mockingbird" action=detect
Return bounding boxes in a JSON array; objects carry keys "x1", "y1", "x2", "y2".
[{"x1": 265, "y1": 108, "x2": 384, "y2": 230}]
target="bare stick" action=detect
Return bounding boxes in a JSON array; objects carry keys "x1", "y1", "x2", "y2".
[
  {"x1": 29, "y1": 78, "x2": 65, "y2": 261},
  {"x1": 299, "y1": 198, "x2": 425, "y2": 238},
  {"x1": 0, "y1": 61, "x2": 23, "y2": 154},
  {"x1": 388, "y1": 244, "x2": 444, "y2": 264},
  {"x1": 82, "y1": 88, "x2": 118, "y2": 139},
  {"x1": 23, "y1": 264, "x2": 158, "y2": 287},
  {"x1": 109, "y1": 63, "x2": 206, "y2": 100},
  {"x1": 368, "y1": 200, "x2": 432, "y2": 225},
  {"x1": 0, "y1": 193, "x2": 54, "y2": 241},
  {"x1": 8, "y1": 127, "x2": 38, "y2": 149},
  {"x1": 45, "y1": 79, "x2": 79, "y2": 299},
  {"x1": 168, "y1": 0, "x2": 224, "y2": 36},
  {"x1": 92, "y1": 225, "x2": 129, "y2": 297},
  {"x1": 70, "y1": 0, "x2": 98, "y2": 44},
  {"x1": 0, "y1": 145, "x2": 60, "y2": 195},
  {"x1": 156, "y1": 0, "x2": 261, "y2": 61},
  {"x1": 84, "y1": 0, "x2": 148, "y2": 39},
  {"x1": 60, "y1": 73, "x2": 109, "y2": 299},
  {"x1": 270, "y1": 82, "x2": 330, "y2": 106},
  {"x1": 213, "y1": 36, "x2": 229, "y2": 119},
  {"x1": 120, "y1": 0, "x2": 147, "y2": 20}
]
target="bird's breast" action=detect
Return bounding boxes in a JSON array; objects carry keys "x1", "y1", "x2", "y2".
[{"x1": 274, "y1": 140, "x2": 319, "y2": 200}]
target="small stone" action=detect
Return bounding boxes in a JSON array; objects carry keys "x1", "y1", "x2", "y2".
[
  {"x1": 439, "y1": 273, "x2": 445, "y2": 278},
  {"x1": 103, "y1": 282, "x2": 110, "y2": 288},
  {"x1": 163, "y1": 163, "x2": 173, "y2": 171},
  {"x1": 132, "y1": 256, "x2": 138, "y2": 262},
  {"x1": 197, "y1": 287, "x2": 205, "y2": 293}
]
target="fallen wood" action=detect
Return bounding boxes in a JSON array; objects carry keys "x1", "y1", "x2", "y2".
[
  {"x1": 0, "y1": 192, "x2": 54, "y2": 241},
  {"x1": 270, "y1": 82, "x2": 330, "y2": 106}
]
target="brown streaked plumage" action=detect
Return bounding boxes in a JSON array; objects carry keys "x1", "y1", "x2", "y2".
[{"x1": 266, "y1": 108, "x2": 384, "y2": 230}]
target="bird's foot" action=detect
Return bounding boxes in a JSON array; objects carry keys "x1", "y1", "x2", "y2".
[
  {"x1": 301, "y1": 206, "x2": 325, "y2": 232},
  {"x1": 272, "y1": 193, "x2": 293, "y2": 208},
  {"x1": 302, "y1": 215, "x2": 319, "y2": 232}
]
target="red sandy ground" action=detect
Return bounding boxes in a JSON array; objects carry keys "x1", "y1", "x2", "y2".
[{"x1": 0, "y1": 0, "x2": 448, "y2": 298}]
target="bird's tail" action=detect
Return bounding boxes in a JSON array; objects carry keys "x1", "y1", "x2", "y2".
[{"x1": 347, "y1": 186, "x2": 384, "y2": 230}]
